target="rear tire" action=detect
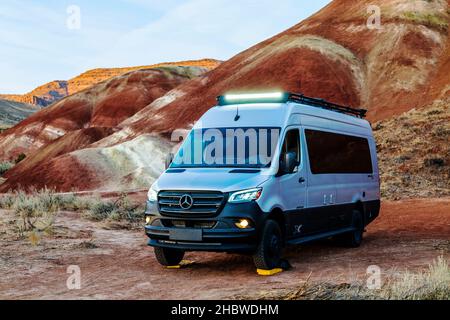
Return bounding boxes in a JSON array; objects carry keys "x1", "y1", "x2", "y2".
[
  {"x1": 253, "y1": 220, "x2": 283, "y2": 270},
  {"x1": 154, "y1": 247, "x2": 185, "y2": 266},
  {"x1": 338, "y1": 210, "x2": 364, "y2": 248}
]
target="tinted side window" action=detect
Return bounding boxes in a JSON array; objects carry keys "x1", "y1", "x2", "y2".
[
  {"x1": 281, "y1": 129, "x2": 300, "y2": 165},
  {"x1": 305, "y1": 129, "x2": 373, "y2": 174}
]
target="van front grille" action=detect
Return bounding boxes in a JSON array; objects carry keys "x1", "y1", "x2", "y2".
[{"x1": 157, "y1": 191, "x2": 225, "y2": 218}]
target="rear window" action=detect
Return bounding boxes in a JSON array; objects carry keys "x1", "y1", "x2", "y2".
[{"x1": 305, "y1": 129, "x2": 373, "y2": 174}]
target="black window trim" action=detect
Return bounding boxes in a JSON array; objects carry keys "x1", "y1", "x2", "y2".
[{"x1": 280, "y1": 126, "x2": 302, "y2": 170}]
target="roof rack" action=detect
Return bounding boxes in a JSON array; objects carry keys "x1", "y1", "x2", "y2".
[
  {"x1": 288, "y1": 93, "x2": 367, "y2": 119},
  {"x1": 216, "y1": 92, "x2": 367, "y2": 118}
]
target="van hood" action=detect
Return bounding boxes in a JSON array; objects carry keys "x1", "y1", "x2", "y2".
[{"x1": 154, "y1": 168, "x2": 271, "y2": 193}]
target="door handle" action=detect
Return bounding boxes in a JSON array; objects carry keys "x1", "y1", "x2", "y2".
[
  {"x1": 323, "y1": 194, "x2": 334, "y2": 205},
  {"x1": 298, "y1": 177, "x2": 306, "y2": 184}
]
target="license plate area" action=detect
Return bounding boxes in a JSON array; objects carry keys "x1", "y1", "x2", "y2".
[{"x1": 169, "y1": 229, "x2": 203, "y2": 241}]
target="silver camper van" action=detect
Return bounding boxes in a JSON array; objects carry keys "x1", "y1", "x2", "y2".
[{"x1": 145, "y1": 92, "x2": 380, "y2": 270}]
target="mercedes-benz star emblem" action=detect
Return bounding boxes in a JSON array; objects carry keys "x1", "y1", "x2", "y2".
[{"x1": 179, "y1": 194, "x2": 194, "y2": 210}]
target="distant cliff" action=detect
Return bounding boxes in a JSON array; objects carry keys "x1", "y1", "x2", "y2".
[{"x1": 0, "y1": 59, "x2": 221, "y2": 107}]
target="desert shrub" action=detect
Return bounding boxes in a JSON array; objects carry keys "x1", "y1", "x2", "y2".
[
  {"x1": 0, "y1": 162, "x2": 13, "y2": 175},
  {"x1": 14, "y1": 153, "x2": 26, "y2": 164},
  {"x1": 85, "y1": 193, "x2": 143, "y2": 225},
  {"x1": 57, "y1": 193, "x2": 100, "y2": 212},
  {"x1": 372, "y1": 122, "x2": 383, "y2": 131},
  {"x1": 89, "y1": 202, "x2": 116, "y2": 221},
  {"x1": 0, "y1": 189, "x2": 143, "y2": 233},
  {"x1": 0, "y1": 190, "x2": 91, "y2": 211},
  {"x1": 427, "y1": 109, "x2": 442, "y2": 116},
  {"x1": 432, "y1": 126, "x2": 450, "y2": 138},
  {"x1": 110, "y1": 194, "x2": 143, "y2": 223},
  {"x1": 424, "y1": 158, "x2": 445, "y2": 168},
  {"x1": 0, "y1": 188, "x2": 92, "y2": 239},
  {"x1": 0, "y1": 193, "x2": 16, "y2": 209},
  {"x1": 78, "y1": 240, "x2": 98, "y2": 249},
  {"x1": 394, "y1": 155, "x2": 411, "y2": 164},
  {"x1": 12, "y1": 189, "x2": 60, "y2": 237}
]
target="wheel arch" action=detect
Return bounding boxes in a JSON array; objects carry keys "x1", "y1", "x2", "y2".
[
  {"x1": 266, "y1": 207, "x2": 288, "y2": 244},
  {"x1": 354, "y1": 200, "x2": 366, "y2": 226}
]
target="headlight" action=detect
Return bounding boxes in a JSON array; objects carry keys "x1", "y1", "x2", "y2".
[
  {"x1": 145, "y1": 215, "x2": 159, "y2": 226},
  {"x1": 228, "y1": 188, "x2": 262, "y2": 203},
  {"x1": 235, "y1": 219, "x2": 252, "y2": 229},
  {"x1": 147, "y1": 186, "x2": 158, "y2": 202}
]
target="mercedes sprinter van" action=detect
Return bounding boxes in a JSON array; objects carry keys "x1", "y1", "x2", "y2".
[{"x1": 145, "y1": 92, "x2": 380, "y2": 270}]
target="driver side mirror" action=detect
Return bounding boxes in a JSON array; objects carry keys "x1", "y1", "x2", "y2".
[
  {"x1": 279, "y1": 151, "x2": 297, "y2": 175},
  {"x1": 165, "y1": 153, "x2": 174, "y2": 170}
]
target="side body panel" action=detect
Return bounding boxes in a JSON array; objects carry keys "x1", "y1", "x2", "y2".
[{"x1": 287, "y1": 111, "x2": 380, "y2": 240}]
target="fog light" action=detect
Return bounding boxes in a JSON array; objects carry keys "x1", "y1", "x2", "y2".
[
  {"x1": 235, "y1": 219, "x2": 251, "y2": 229},
  {"x1": 145, "y1": 216, "x2": 152, "y2": 225}
]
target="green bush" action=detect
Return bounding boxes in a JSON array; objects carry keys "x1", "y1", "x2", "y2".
[
  {"x1": 89, "y1": 202, "x2": 116, "y2": 221},
  {"x1": 0, "y1": 193, "x2": 15, "y2": 209},
  {"x1": 0, "y1": 162, "x2": 13, "y2": 175},
  {"x1": 84, "y1": 193, "x2": 143, "y2": 224},
  {"x1": 15, "y1": 153, "x2": 26, "y2": 164}
]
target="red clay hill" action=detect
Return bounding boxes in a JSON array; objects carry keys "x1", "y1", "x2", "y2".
[
  {"x1": 0, "y1": 0, "x2": 449, "y2": 192},
  {"x1": 117, "y1": 0, "x2": 449, "y2": 139}
]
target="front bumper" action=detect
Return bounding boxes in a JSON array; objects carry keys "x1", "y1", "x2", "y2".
[{"x1": 145, "y1": 199, "x2": 266, "y2": 253}]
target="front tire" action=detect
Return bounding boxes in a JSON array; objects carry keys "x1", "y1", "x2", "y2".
[
  {"x1": 338, "y1": 210, "x2": 364, "y2": 248},
  {"x1": 253, "y1": 220, "x2": 283, "y2": 270},
  {"x1": 154, "y1": 247, "x2": 185, "y2": 266}
]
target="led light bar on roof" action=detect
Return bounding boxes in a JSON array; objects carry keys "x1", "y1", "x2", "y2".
[
  {"x1": 217, "y1": 92, "x2": 288, "y2": 106},
  {"x1": 226, "y1": 92, "x2": 284, "y2": 101},
  {"x1": 216, "y1": 91, "x2": 367, "y2": 118}
]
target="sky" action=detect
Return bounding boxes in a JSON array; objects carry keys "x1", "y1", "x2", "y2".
[{"x1": 0, "y1": 0, "x2": 331, "y2": 94}]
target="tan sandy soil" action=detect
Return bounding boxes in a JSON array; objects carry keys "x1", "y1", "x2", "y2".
[{"x1": 0, "y1": 197, "x2": 449, "y2": 300}]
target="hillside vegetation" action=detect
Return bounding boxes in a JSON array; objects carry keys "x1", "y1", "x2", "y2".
[{"x1": 374, "y1": 98, "x2": 450, "y2": 200}]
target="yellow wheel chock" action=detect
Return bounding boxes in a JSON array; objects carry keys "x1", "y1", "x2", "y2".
[
  {"x1": 166, "y1": 260, "x2": 195, "y2": 269},
  {"x1": 257, "y1": 268, "x2": 284, "y2": 276}
]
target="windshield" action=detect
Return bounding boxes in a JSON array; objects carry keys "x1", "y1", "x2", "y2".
[{"x1": 171, "y1": 127, "x2": 281, "y2": 168}]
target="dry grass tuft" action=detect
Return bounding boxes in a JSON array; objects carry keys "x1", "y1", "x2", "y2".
[
  {"x1": 276, "y1": 257, "x2": 450, "y2": 300},
  {"x1": 6, "y1": 188, "x2": 61, "y2": 238},
  {"x1": 383, "y1": 256, "x2": 450, "y2": 300}
]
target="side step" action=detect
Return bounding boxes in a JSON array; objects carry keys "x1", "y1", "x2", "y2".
[{"x1": 287, "y1": 227, "x2": 355, "y2": 246}]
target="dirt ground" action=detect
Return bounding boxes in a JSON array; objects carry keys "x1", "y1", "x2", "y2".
[{"x1": 0, "y1": 197, "x2": 449, "y2": 300}]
